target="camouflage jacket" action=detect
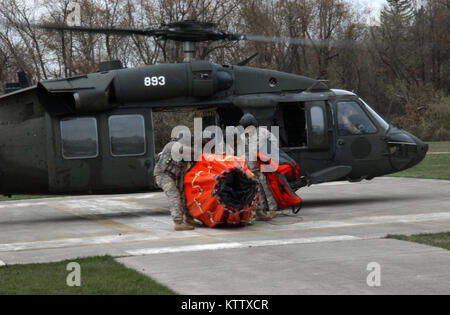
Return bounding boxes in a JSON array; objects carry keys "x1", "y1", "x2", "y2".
[{"x1": 153, "y1": 141, "x2": 186, "y2": 179}]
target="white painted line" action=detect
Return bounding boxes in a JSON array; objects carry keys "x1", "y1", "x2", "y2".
[
  {"x1": 0, "y1": 193, "x2": 164, "y2": 209},
  {"x1": 315, "y1": 182, "x2": 354, "y2": 186},
  {"x1": 125, "y1": 235, "x2": 360, "y2": 256},
  {"x1": 1, "y1": 212, "x2": 449, "y2": 253},
  {"x1": 291, "y1": 212, "x2": 450, "y2": 230},
  {"x1": 427, "y1": 152, "x2": 450, "y2": 155},
  {"x1": 0, "y1": 201, "x2": 49, "y2": 209},
  {"x1": 0, "y1": 259, "x2": 5, "y2": 267},
  {"x1": 0, "y1": 233, "x2": 161, "y2": 252}
]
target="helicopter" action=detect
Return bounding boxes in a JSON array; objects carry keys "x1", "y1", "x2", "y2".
[{"x1": 0, "y1": 20, "x2": 428, "y2": 195}]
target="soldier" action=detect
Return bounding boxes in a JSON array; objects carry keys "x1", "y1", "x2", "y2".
[
  {"x1": 154, "y1": 132, "x2": 195, "y2": 231},
  {"x1": 238, "y1": 113, "x2": 279, "y2": 221},
  {"x1": 338, "y1": 104, "x2": 362, "y2": 135},
  {"x1": 214, "y1": 126, "x2": 238, "y2": 156}
]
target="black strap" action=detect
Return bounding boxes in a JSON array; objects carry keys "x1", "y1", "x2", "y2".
[{"x1": 292, "y1": 202, "x2": 303, "y2": 214}]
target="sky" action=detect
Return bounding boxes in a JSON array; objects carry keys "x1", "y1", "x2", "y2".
[
  {"x1": 354, "y1": 0, "x2": 388, "y2": 24},
  {"x1": 362, "y1": 0, "x2": 388, "y2": 13}
]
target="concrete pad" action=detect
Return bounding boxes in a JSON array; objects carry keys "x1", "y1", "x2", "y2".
[
  {"x1": 0, "y1": 177, "x2": 449, "y2": 294},
  {"x1": 117, "y1": 238, "x2": 450, "y2": 295}
]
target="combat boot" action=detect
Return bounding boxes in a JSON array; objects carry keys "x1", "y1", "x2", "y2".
[
  {"x1": 247, "y1": 212, "x2": 256, "y2": 225},
  {"x1": 255, "y1": 212, "x2": 272, "y2": 221},
  {"x1": 185, "y1": 216, "x2": 203, "y2": 227},
  {"x1": 174, "y1": 222, "x2": 195, "y2": 231}
]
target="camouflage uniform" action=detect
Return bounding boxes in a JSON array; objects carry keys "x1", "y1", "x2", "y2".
[
  {"x1": 240, "y1": 125, "x2": 279, "y2": 214},
  {"x1": 154, "y1": 141, "x2": 186, "y2": 224}
]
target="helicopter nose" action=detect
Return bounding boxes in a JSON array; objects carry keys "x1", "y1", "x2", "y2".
[
  {"x1": 414, "y1": 137, "x2": 428, "y2": 164},
  {"x1": 386, "y1": 130, "x2": 428, "y2": 171}
]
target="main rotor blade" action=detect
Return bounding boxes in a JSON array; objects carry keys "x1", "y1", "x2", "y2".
[
  {"x1": 242, "y1": 34, "x2": 359, "y2": 48},
  {"x1": 9, "y1": 22, "x2": 155, "y2": 37},
  {"x1": 0, "y1": 19, "x2": 360, "y2": 47}
]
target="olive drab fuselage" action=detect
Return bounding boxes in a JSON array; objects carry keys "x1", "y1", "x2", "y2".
[{"x1": 0, "y1": 61, "x2": 428, "y2": 194}]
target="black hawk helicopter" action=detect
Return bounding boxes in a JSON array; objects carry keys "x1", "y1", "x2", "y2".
[{"x1": 0, "y1": 20, "x2": 428, "y2": 195}]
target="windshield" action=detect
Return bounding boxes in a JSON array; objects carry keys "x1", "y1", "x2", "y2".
[
  {"x1": 359, "y1": 98, "x2": 390, "y2": 131},
  {"x1": 337, "y1": 101, "x2": 377, "y2": 135}
]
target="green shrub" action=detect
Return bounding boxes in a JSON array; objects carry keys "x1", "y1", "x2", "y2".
[{"x1": 387, "y1": 80, "x2": 450, "y2": 141}]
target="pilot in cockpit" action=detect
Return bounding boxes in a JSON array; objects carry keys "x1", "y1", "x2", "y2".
[{"x1": 338, "y1": 103, "x2": 363, "y2": 135}]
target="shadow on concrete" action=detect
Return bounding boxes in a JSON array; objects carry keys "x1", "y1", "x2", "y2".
[
  {"x1": 0, "y1": 209, "x2": 169, "y2": 226},
  {"x1": 0, "y1": 193, "x2": 433, "y2": 227},
  {"x1": 302, "y1": 194, "x2": 424, "y2": 208}
]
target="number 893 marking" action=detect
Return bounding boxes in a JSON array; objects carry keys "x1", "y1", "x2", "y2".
[{"x1": 144, "y1": 76, "x2": 166, "y2": 87}]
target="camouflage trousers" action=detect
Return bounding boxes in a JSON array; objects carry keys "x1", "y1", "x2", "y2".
[
  {"x1": 155, "y1": 174, "x2": 184, "y2": 224},
  {"x1": 248, "y1": 161, "x2": 279, "y2": 213}
]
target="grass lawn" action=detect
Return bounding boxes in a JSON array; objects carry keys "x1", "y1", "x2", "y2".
[
  {"x1": 388, "y1": 141, "x2": 450, "y2": 180},
  {"x1": 386, "y1": 232, "x2": 450, "y2": 251},
  {"x1": 427, "y1": 141, "x2": 450, "y2": 153},
  {"x1": 0, "y1": 256, "x2": 175, "y2": 295}
]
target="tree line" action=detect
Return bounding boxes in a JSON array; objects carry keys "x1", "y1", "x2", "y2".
[{"x1": 0, "y1": 0, "x2": 448, "y2": 140}]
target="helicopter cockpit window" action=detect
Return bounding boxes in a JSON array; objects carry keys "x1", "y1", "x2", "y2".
[
  {"x1": 310, "y1": 106, "x2": 326, "y2": 145},
  {"x1": 359, "y1": 98, "x2": 390, "y2": 131},
  {"x1": 60, "y1": 117, "x2": 99, "y2": 159},
  {"x1": 337, "y1": 101, "x2": 377, "y2": 136},
  {"x1": 109, "y1": 115, "x2": 146, "y2": 157}
]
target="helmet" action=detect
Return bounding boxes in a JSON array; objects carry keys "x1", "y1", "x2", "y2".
[
  {"x1": 172, "y1": 130, "x2": 191, "y2": 141},
  {"x1": 239, "y1": 113, "x2": 259, "y2": 128},
  {"x1": 171, "y1": 130, "x2": 193, "y2": 150}
]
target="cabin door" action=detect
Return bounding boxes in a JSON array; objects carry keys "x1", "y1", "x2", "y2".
[
  {"x1": 274, "y1": 101, "x2": 334, "y2": 176},
  {"x1": 47, "y1": 109, "x2": 155, "y2": 194}
]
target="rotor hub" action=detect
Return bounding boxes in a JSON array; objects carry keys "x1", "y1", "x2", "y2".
[{"x1": 150, "y1": 20, "x2": 242, "y2": 42}]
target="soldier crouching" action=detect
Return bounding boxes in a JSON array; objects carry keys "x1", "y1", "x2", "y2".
[{"x1": 154, "y1": 133, "x2": 196, "y2": 231}]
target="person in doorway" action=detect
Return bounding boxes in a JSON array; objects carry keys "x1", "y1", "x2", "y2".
[{"x1": 238, "y1": 113, "x2": 279, "y2": 221}]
